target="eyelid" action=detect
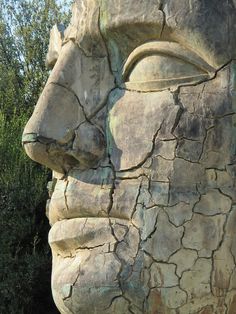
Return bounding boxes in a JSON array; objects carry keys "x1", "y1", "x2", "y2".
[{"x1": 122, "y1": 41, "x2": 216, "y2": 82}]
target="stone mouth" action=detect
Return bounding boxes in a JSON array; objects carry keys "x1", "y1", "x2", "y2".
[
  {"x1": 47, "y1": 178, "x2": 129, "y2": 226},
  {"x1": 47, "y1": 165, "x2": 117, "y2": 224},
  {"x1": 48, "y1": 216, "x2": 130, "y2": 255}
]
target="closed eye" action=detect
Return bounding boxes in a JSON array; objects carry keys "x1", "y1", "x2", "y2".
[{"x1": 122, "y1": 41, "x2": 216, "y2": 92}]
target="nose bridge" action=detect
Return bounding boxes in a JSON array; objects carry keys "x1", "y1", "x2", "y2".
[
  {"x1": 22, "y1": 41, "x2": 87, "y2": 173},
  {"x1": 24, "y1": 39, "x2": 86, "y2": 138},
  {"x1": 23, "y1": 82, "x2": 85, "y2": 143},
  {"x1": 22, "y1": 41, "x2": 108, "y2": 173}
]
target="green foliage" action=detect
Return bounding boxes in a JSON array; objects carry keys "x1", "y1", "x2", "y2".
[{"x1": 0, "y1": 0, "x2": 72, "y2": 312}]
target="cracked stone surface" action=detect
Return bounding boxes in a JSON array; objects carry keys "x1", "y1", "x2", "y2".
[
  {"x1": 182, "y1": 214, "x2": 226, "y2": 257},
  {"x1": 180, "y1": 258, "x2": 212, "y2": 299},
  {"x1": 149, "y1": 262, "x2": 179, "y2": 288},
  {"x1": 144, "y1": 211, "x2": 184, "y2": 262},
  {"x1": 22, "y1": 0, "x2": 236, "y2": 313}
]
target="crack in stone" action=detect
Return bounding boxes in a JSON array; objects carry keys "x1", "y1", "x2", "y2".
[
  {"x1": 130, "y1": 178, "x2": 143, "y2": 221},
  {"x1": 198, "y1": 126, "x2": 212, "y2": 162},
  {"x1": 159, "y1": 4, "x2": 166, "y2": 39},
  {"x1": 218, "y1": 187, "x2": 235, "y2": 202},
  {"x1": 210, "y1": 205, "x2": 234, "y2": 297},
  {"x1": 177, "y1": 59, "x2": 233, "y2": 90},
  {"x1": 97, "y1": 7, "x2": 115, "y2": 81},
  {"x1": 75, "y1": 243, "x2": 109, "y2": 251},
  {"x1": 171, "y1": 91, "x2": 185, "y2": 135},
  {"x1": 48, "y1": 81, "x2": 88, "y2": 122},
  {"x1": 163, "y1": 206, "x2": 194, "y2": 228},
  {"x1": 119, "y1": 122, "x2": 164, "y2": 173},
  {"x1": 108, "y1": 155, "x2": 116, "y2": 215},
  {"x1": 114, "y1": 58, "x2": 233, "y2": 97},
  {"x1": 64, "y1": 179, "x2": 69, "y2": 212}
]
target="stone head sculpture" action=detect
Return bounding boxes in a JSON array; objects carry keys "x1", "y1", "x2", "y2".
[{"x1": 22, "y1": 0, "x2": 236, "y2": 313}]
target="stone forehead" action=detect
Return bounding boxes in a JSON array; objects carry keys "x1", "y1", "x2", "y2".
[
  {"x1": 69, "y1": 0, "x2": 236, "y2": 67},
  {"x1": 69, "y1": 0, "x2": 163, "y2": 38},
  {"x1": 71, "y1": 0, "x2": 235, "y2": 32}
]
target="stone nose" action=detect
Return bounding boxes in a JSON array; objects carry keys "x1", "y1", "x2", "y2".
[
  {"x1": 22, "y1": 82, "x2": 85, "y2": 173},
  {"x1": 22, "y1": 82, "x2": 105, "y2": 173}
]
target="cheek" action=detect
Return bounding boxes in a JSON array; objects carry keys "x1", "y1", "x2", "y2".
[
  {"x1": 107, "y1": 89, "x2": 180, "y2": 171},
  {"x1": 48, "y1": 41, "x2": 115, "y2": 118}
]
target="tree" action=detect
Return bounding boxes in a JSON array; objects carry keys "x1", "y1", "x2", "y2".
[{"x1": 0, "y1": 1, "x2": 71, "y2": 312}]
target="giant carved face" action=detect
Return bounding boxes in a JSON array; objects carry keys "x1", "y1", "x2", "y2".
[{"x1": 22, "y1": 1, "x2": 236, "y2": 313}]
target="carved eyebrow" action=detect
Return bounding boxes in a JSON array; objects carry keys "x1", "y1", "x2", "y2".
[{"x1": 122, "y1": 41, "x2": 216, "y2": 81}]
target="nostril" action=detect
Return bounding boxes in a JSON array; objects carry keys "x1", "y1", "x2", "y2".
[
  {"x1": 37, "y1": 136, "x2": 56, "y2": 145},
  {"x1": 22, "y1": 122, "x2": 106, "y2": 173},
  {"x1": 22, "y1": 138, "x2": 65, "y2": 174}
]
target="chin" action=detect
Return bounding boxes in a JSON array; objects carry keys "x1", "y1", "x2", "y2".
[{"x1": 49, "y1": 217, "x2": 122, "y2": 313}]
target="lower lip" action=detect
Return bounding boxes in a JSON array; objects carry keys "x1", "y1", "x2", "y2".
[{"x1": 48, "y1": 217, "x2": 129, "y2": 255}]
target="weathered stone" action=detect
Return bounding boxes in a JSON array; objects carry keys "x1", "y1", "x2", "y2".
[
  {"x1": 116, "y1": 225, "x2": 140, "y2": 265},
  {"x1": 163, "y1": 1, "x2": 236, "y2": 68},
  {"x1": 169, "y1": 249, "x2": 198, "y2": 277},
  {"x1": 176, "y1": 138, "x2": 203, "y2": 162},
  {"x1": 212, "y1": 240, "x2": 235, "y2": 296},
  {"x1": 132, "y1": 205, "x2": 160, "y2": 240},
  {"x1": 63, "y1": 251, "x2": 122, "y2": 312},
  {"x1": 107, "y1": 89, "x2": 179, "y2": 171},
  {"x1": 122, "y1": 41, "x2": 213, "y2": 92},
  {"x1": 229, "y1": 269, "x2": 236, "y2": 291},
  {"x1": 65, "y1": 0, "x2": 107, "y2": 57},
  {"x1": 47, "y1": 40, "x2": 114, "y2": 117},
  {"x1": 153, "y1": 139, "x2": 177, "y2": 160},
  {"x1": 205, "y1": 169, "x2": 236, "y2": 202},
  {"x1": 108, "y1": 297, "x2": 130, "y2": 313},
  {"x1": 194, "y1": 189, "x2": 232, "y2": 215},
  {"x1": 173, "y1": 111, "x2": 211, "y2": 141},
  {"x1": 144, "y1": 211, "x2": 184, "y2": 262},
  {"x1": 69, "y1": 121, "x2": 105, "y2": 168},
  {"x1": 178, "y1": 295, "x2": 226, "y2": 314},
  {"x1": 121, "y1": 252, "x2": 150, "y2": 312},
  {"x1": 46, "y1": 24, "x2": 65, "y2": 68},
  {"x1": 49, "y1": 167, "x2": 113, "y2": 224},
  {"x1": 180, "y1": 258, "x2": 212, "y2": 299},
  {"x1": 205, "y1": 169, "x2": 217, "y2": 188},
  {"x1": 49, "y1": 218, "x2": 117, "y2": 256},
  {"x1": 169, "y1": 184, "x2": 200, "y2": 207},
  {"x1": 100, "y1": 0, "x2": 164, "y2": 78},
  {"x1": 110, "y1": 220, "x2": 129, "y2": 242},
  {"x1": 149, "y1": 181, "x2": 169, "y2": 206},
  {"x1": 137, "y1": 177, "x2": 155, "y2": 208},
  {"x1": 164, "y1": 202, "x2": 193, "y2": 227},
  {"x1": 179, "y1": 65, "x2": 234, "y2": 118},
  {"x1": 216, "y1": 170, "x2": 234, "y2": 188},
  {"x1": 159, "y1": 286, "x2": 187, "y2": 309},
  {"x1": 225, "y1": 206, "x2": 236, "y2": 263},
  {"x1": 169, "y1": 158, "x2": 205, "y2": 188},
  {"x1": 226, "y1": 292, "x2": 236, "y2": 314},
  {"x1": 200, "y1": 117, "x2": 232, "y2": 169},
  {"x1": 150, "y1": 156, "x2": 173, "y2": 181},
  {"x1": 182, "y1": 214, "x2": 226, "y2": 257},
  {"x1": 110, "y1": 178, "x2": 141, "y2": 219},
  {"x1": 150, "y1": 262, "x2": 179, "y2": 288}
]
